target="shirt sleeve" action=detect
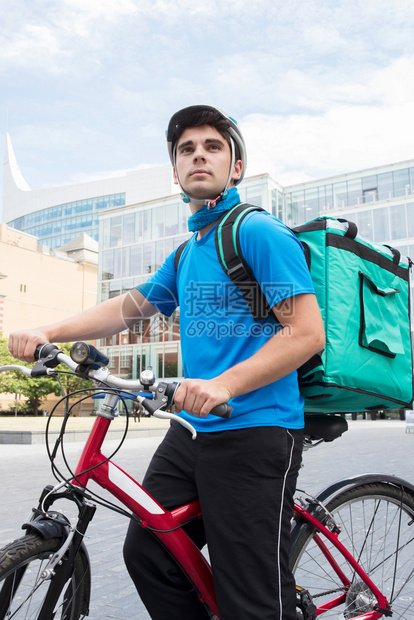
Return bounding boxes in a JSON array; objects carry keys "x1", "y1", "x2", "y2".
[
  {"x1": 239, "y1": 211, "x2": 315, "y2": 308},
  {"x1": 136, "y1": 249, "x2": 179, "y2": 317}
]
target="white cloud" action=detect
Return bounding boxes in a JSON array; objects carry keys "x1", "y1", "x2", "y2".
[
  {"x1": 63, "y1": 0, "x2": 138, "y2": 19},
  {"x1": 68, "y1": 163, "x2": 159, "y2": 185},
  {"x1": 2, "y1": 0, "x2": 414, "y2": 81},
  {"x1": 2, "y1": 0, "x2": 414, "y2": 205},
  {"x1": 242, "y1": 56, "x2": 414, "y2": 185},
  {"x1": 1, "y1": 24, "x2": 67, "y2": 72},
  {"x1": 12, "y1": 122, "x2": 106, "y2": 153},
  {"x1": 0, "y1": 0, "x2": 141, "y2": 75}
]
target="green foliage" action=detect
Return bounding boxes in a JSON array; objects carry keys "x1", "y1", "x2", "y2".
[{"x1": 0, "y1": 336, "x2": 93, "y2": 415}]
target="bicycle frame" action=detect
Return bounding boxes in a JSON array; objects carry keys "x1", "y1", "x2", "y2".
[
  {"x1": 65, "y1": 410, "x2": 391, "y2": 620},
  {"x1": 71, "y1": 413, "x2": 219, "y2": 617},
  {"x1": 293, "y1": 503, "x2": 389, "y2": 619}
]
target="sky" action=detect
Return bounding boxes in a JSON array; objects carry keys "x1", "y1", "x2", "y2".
[{"x1": 2, "y1": 0, "x2": 414, "y2": 219}]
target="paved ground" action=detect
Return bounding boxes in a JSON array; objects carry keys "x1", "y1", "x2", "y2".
[
  {"x1": 0, "y1": 418, "x2": 412, "y2": 618},
  {"x1": 0, "y1": 415, "x2": 170, "y2": 431},
  {"x1": 0, "y1": 414, "x2": 170, "y2": 444}
]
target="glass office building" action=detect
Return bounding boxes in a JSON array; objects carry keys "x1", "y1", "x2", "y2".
[
  {"x1": 284, "y1": 162, "x2": 414, "y2": 260},
  {"x1": 97, "y1": 160, "x2": 414, "y2": 381},
  {"x1": 8, "y1": 193, "x2": 126, "y2": 248}
]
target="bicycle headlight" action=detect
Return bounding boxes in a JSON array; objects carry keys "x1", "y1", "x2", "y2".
[
  {"x1": 71, "y1": 341, "x2": 90, "y2": 364},
  {"x1": 70, "y1": 342, "x2": 109, "y2": 368}
]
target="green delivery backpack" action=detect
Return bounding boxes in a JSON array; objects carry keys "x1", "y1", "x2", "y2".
[
  {"x1": 175, "y1": 204, "x2": 414, "y2": 413},
  {"x1": 293, "y1": 216, "x2": 413, "y2": 412}
]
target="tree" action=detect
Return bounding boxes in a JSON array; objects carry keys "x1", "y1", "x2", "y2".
[
  {"x1": 0, "y1": 336, "x2": 92, "y2": 415},
  {"x1": 51, "y1": 343, "x2": 92, "y2": 413}
]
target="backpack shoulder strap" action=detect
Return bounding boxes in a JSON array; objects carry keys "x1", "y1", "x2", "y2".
[
  {"x1": 215, "y1": 203, "x2": 273, "y2": 322},
  {"x1": 174, "y1": 239, "x2": 190, "y2": 273}
]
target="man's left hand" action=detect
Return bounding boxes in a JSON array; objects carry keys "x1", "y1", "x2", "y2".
[{"x1": 174, "y1": 379, "x2": 232, "y2": 417}]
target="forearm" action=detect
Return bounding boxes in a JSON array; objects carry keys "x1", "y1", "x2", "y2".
[
  {"x1": 8, "y1": 289, "x2": 157, "y2": 361},
  {"x1": 217, "y1": 294, "x2": 325, "y2": 399},
  {"x1": 215, "y1": 324, "x2": 323, "y2": 399},
  {"x1": 174, "y1": 293, "x2": 325, "y2": 417},
  {"x1": 41, "y1": 295, "x2": 130, "y2": 343},
  {"x1": 175, "y1": 326, "x2": 323, "y2": 417}
]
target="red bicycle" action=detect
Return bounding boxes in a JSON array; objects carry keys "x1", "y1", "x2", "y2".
[{"x1": 0, "y1": 342, "x2": 413, "y2": 619}]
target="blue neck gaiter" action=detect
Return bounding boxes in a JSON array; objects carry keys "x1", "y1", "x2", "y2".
[{"x1": 187, "y1": 187, "x2": 241, "y2": 232}]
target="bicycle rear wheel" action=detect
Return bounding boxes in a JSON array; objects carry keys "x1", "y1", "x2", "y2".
[
  {"x1": 291, "y1": 482, "x2": 414, "y2": 619},
  {"x1": 0, "y1": 533, "x2": 89, "y2": 619}
]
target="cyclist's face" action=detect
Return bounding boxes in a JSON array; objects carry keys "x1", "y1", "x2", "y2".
[{"x1": 173, "y1": 125, "x2": 242, "y2": 206}]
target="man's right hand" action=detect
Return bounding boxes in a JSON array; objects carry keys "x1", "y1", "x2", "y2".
[{"x1": 8, "y1": 330, "x2": 49, "y2": 363}]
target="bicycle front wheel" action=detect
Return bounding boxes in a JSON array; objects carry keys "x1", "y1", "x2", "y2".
[
  {"x1": 0, "y1": 533, "x2": 88, "y2": 620},
  {"x1": 291, "y1": 482, "x2": 414, "y2": 619}
]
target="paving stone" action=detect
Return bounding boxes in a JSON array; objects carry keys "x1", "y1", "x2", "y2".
[{"x1": 0, "y1": 420, "x2": 412, "y2": 618}]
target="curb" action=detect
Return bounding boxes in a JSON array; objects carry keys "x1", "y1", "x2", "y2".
[{"x1": 0, "y1": 425, "x2": 168, "y2": 445}]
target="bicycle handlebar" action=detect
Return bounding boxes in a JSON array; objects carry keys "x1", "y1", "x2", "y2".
[{"x1": 3, "y1": 343, "x2": 232, "y2": 421}]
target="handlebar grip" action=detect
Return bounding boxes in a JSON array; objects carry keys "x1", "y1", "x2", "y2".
[
  {"x1": 34, "y1": 343, "x2": 59, "y2": 360},
  {"x1": 209, "y1": 403, "x2": 232, "y2": 419}
]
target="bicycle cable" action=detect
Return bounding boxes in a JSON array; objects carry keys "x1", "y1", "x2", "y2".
[
  {"x1": 42, "y1": 376, "x2": 197, "y2": 531},
  {"x1": 42, "y1": 372, "x2": 143, "y2": 519},
  {"x1": 31, "y1": 363, "x2": 195, "y2": 532}
]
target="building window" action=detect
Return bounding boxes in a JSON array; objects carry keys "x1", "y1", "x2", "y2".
[
  {"x1": 152, "y1": 206, "x2": 165, "y2": 239},
  {"x1": 110, "y1": 216, "x2": 122, "y2": 248},
  {"x1": 377, "y1": 172, "x2": 393, "y2": 202},
  {"x1": 356, "y1": 210, "x2": 373, "y2": 241},
  {"x1": 347, "y1": 178, "x2": 363, "y2": 208},
  {"x1": 333, "y1": 182, "x2": 347, "y2": 209},
  {"x1": 373, "y1": 207, "x2": 389, "y2": 242},
  {"x1": 406, "y1": 203, "x2": 414, "y2": 237},
  {"x1": 158, "y1": 346, "x2": 178, "y2": 378},
  {"x1": 120, "y1": 349, "x2": 130, "y2": 368},
  {"x1": 389, "y1": 204, "x2": 407, "y2": 241},
  {"x1": 303, "y1": 188, "x2": 318, "y2": 220},
  {"x1": 165, "y1": 203, "x2": 178, "y2": 236},
  {"x1": 107, "y1": 350, "x2": 116, "y2": 369},
  {"x1": 363, "y1": 188, "x2": 378, "y2": 203},
  {"x1": 393, "y1": 168, "x2": 410, "y2": 198},
  {"x1": 122, "y1": 213, "x2": 135, "y2": 245}
]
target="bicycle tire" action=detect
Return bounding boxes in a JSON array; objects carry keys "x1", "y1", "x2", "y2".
[
  {"x1": 291, "y1": 482, "x2": 414, "y2": 619},
  {"x1": 0, "y1": 533, "x2": 89, "y2": 620}
]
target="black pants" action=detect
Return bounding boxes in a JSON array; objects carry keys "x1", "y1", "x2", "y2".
[{"x1": 123, "y1": 422, "x2": 303, "y2": 620}]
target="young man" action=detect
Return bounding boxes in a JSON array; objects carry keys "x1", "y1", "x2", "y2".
[{"x1": 8, "y1": 105, "x2": 325, "y2": 619}]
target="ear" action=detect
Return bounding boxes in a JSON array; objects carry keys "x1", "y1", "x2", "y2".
[
  {"x1": 231, "y1": 159, "x2": 243, "y2": 183},
  {"x1": 172, "y1": 168, "x2": 179, "y2": 185}
]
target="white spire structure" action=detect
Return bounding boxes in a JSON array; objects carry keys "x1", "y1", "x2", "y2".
[
  {"x1": 4, "y1": 133, "x2": 31, "y2": 192},
  {"x1": 1, "y1": 133, "x2": 174, "y2": 247}
]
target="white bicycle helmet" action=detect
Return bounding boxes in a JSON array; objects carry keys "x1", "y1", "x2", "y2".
[{"x1": 166, "y1": 104, "x2": 247, "y2": 205}]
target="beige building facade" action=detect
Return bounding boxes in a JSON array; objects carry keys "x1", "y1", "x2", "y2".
[
  {"x1": 0, "y1": 225, "x2": 98, "y2": 412},
  {"x1": 0, "y1": 225, "x2": 98, "y2": 337}
]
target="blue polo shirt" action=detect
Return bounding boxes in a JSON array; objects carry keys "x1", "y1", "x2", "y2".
[{"x1": 137, "y1": 210, "x2": 315, "y2": 432}]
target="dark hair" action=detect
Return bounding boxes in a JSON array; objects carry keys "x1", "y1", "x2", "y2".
[{"x1": 171, "y1": 110, "x2": 242, "y2": 161}]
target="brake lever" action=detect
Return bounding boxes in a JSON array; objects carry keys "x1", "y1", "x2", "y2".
[
  {"x1": 140, "y1": 381, "x2": 178, "y2": 415},
  {"x1": 152, "y1": 409, "x2": 197, "y2": 440},
  {"x1": 31, "y1": 345, "x2": 61, "y2": 377}
]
